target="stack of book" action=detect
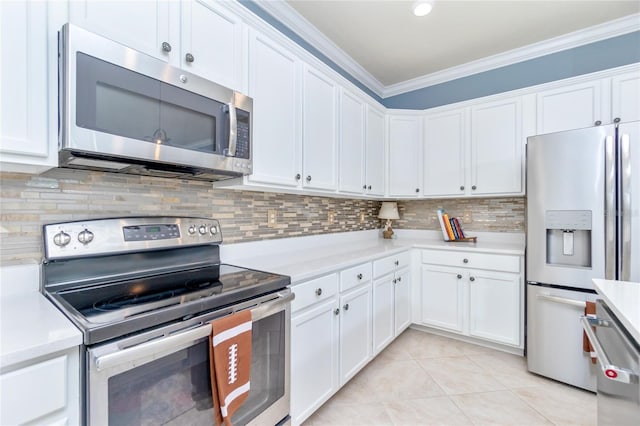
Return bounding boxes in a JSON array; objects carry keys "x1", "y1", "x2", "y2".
[{"x1": 436, "y1": 209, "x2": 476, "y2": 242}]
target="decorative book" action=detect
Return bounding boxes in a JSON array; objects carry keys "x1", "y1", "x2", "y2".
[{"x1": 436, "y1": 209, "x2": 477, "y2": 242}]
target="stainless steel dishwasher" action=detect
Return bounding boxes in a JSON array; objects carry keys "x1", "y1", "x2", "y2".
[{"x1": 582, "y1": 299, "x2": 639, "y2": 425}]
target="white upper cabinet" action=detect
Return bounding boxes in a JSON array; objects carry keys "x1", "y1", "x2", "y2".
[
  {"x1": 470, "y1": 97, "x2": 523, "y2": 196},
  {"x1": 338, "y1": 89, "x2": 366, "y2": 194},
  {"x1": 536, "y1": 80, "x2": 605, "y2": 134},
  {"x1": 302, "y1": 65, "x2": 338, "y2": 191},
  {"x1": 69, "y1": 0, "x2": 176, "y2": 63},
  {"x1": 247, "y1": 29, "x2": 301, "y2": 187},
  {"x1": 611, "y1": 70, "x2": 640, "y2": 123},
  {"x1": 365, "y1": 106, "x2": 386, "y2": 196},
  {"x1": 0, "y1": 0, "x2": 59, "y2": 173},
  {"x1": 388, "y1": 115, "x2": 422, "y2": 197},
  {"x1": 180, "y1": 0, "x2": 244, "y2": 91},
  {"x1": 423, "y1": 108, "x2": 467, "y2": 197}
]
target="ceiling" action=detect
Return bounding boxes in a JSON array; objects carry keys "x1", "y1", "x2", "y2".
[{"x1": 279, "y1": 0, "x2": 640, "y2": 90}]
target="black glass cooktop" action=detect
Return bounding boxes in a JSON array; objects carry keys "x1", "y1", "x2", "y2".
[{"x1": 55, "y1": 264, "x2": 289, "y2": 324}]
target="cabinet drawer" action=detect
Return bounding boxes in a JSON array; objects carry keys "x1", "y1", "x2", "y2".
[
  {"x1": 422, "y1": 249, "x2": 520, "y2": 273},
  {"x1": 340, "y1": 262, "x2": 372, "y2": 292},
  {"x1": 292, "y1": 273, "x2": 339, "y2": 313},
  {"x1": 0, "y1": 355, "x2": 68, "y2": 425},
  {"x1": 373, "y1": 251, "x2": 411, "y2": 278}
]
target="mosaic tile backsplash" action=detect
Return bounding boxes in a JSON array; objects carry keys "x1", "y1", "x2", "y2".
[{"x1": 0, "y1": 169, "x2": 524, "y2": 263}]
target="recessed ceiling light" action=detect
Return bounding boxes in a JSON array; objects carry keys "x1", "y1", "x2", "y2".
[{"x1": 413, "y1": 0, "x2": 434, "y2": 17}]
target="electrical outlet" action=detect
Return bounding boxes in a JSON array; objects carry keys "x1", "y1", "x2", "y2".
[
  {"x1": 359, "y1": 211, "x2": 366, "y2": 223},
  {"x1": 267, "y1": 209, "x2": 277, "y2": 227},
  {"x1": 462, "y1": 210, "x2": 473, "y2": 224},
  {"x1": 328, "y1": 210, "x2": 336, "y2": 224}
]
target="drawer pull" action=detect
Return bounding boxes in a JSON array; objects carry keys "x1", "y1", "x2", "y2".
[
  {"x1": 469, "y1": 276, "x2": 475, "y2": 282},
  {"x1": 392, "y1": 279, "x2": 397, "y2": 284},
  {"x1": 457, "y1": 274, "x2": 462, "y2": 279},
  {"x1": 315, "y1": 288, "x2": 322, "y2": 296},
  {"x1": 357, "y1": 273, "x2": 363, "y2": 280},
  {"x1": 394, "y1": 260, "x2": 400, "y2": 266},
  {"x1": 334, "y1": 308, "x2": 340, "y2": 315},
  {"x1": 397, "y1": 276, "x2": 402, "y2": 282},
  {"x1": 463, "y1": 258, "x2": 469, "y2": 264},
  {"x1": 343, "y1": 303, "x2": 350, "y2": 311}
]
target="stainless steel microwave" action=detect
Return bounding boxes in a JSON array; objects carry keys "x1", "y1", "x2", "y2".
[{"x1": 59, "y1": 24, "x2": 252, "y2": 181}]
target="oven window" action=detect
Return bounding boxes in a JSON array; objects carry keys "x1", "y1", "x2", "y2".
[
  {"x1": 107, "y1": 311, "x2": 285, "y2": 426},
  {"x1": 76, "y1": 52, "x2": 222, "y2": 154}
]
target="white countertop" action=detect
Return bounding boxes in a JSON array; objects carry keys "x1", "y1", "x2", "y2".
[
  {"x1": 592, "y1": 278, "x2": 640, "y2": 344},
  {"x1": 222, "y1": 229, "x2": 524, "y2": 284},
  {"x1": 0, "y1": 263, "x2": 82, "y2": 370}
]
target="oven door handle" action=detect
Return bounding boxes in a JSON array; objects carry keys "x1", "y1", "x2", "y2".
[
  {"x1": 248, "y1": 291, "x2": 295, "y2": 322},
  {"x1": 95, "y1": 324, "x2": 212, "y2": 372}
]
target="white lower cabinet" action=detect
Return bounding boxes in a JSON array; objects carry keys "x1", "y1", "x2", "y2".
[
  {"x1": 0, "y1": 347, "x2": 80, "y2": 426},
  {"x1": 420, "y1": 249, "x2": 523, "y2": 349},
  {"x1": 291, "y1": 263, "x2": 375, "y2": 425}
]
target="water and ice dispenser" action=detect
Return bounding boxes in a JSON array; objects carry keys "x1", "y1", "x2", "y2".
[{"x1": 545, "y1": 210, "x2": 592, "y2": 268}]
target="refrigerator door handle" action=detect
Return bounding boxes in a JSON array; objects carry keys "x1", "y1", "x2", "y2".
[
  {"x1": 604, "y1": 135, "x2": 616, "y2": 280},
  {"x1": 620, "y1": 134, "x2": 632, "y2": 281}
]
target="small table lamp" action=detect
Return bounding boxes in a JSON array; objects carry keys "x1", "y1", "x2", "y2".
[{"x1": 378, "y1": 202, "x2": 400, "y2": 239}]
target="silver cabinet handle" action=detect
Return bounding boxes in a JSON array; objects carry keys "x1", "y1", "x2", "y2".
[
  {"x1": 334, "y1": 308, "x2": 340, "y2": 315},
  {"x1": 185, "y1": 53, "x2": 195, "y2": 63},
  {"x1": 613, "y1": 117, "x2": 621, "y2": 123},
  {"x1": 394, "y1": 260, "x2": 399, "y2": 266},
  {"x1": 580, "y1": 316, "x2": 638, "y2": 383},
  {"x1": 392, "y1": 279, "x2": 397, "y2": 284},
  {"x1": 537, "y1": 293, "x2": 586, "y2": 308},
  {"x1": 295, "y1": 173, "x2": 301, "y2": 181},
  {"x1": 471, "y1": 185, "x2": 477, "y2": 190},
  {"x1": 415, "y1": 188, "x2": 420, "y2": 193},
  {"x1": 315, "y1": 288, "x2": 322, "y2": 296},
  {"x1": 368, "y1": 185, "x2": 372, "y2": 190},
  {"x1": 357, "y1": 273, "x2": 363, "y2": 280},
  {"x1": 469, "y1": 276, "x2": 475, "y2": 282},
  {"x1": 397, "y1": 276, "x2": 402, "y2": 282},
  {"x1": 363, "y1": 184, "x2": 367, "y2": 189},
  {"x1": 595, "y1": 120, "x2": 602, "y2": 126},
  {"x1": 457, "y1": 274, "x2": 462, "y2": 279},
  {"x1": 161, "y1": 41, "x2": 172, "y2": 52},
  {"x1": 306, "y1": 175, "x2": 312, "y2": 182},
  {"x1": 343, "y1": 303, "x2": 349, "y2": 311},
  {"x1": 460, "y1": 185, "x2": 464, "y2": 191},
  {"x1": 463, "y1": 258, "x2": 469, "y2": 264}
]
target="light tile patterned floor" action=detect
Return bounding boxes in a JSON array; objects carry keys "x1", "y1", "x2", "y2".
[{"x1": 302, "y1": 329, "x2": 596, "y2": 426}]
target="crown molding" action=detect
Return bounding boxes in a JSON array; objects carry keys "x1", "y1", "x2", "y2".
[
  {"x1": 254, "y1": 2, "x2": 639, "y2": 99},
  {"x1": 383, "y1": 13, "x2": 640, "y2": 98},
  {"x1": 254, "y1": 0, "x2": 386, "y2": 96}
]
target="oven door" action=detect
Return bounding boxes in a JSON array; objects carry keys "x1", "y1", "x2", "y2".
[{"x1": 87, "y1": 290, "x2": 292, "y2": 426}]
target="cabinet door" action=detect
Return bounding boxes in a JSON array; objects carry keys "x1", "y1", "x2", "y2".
[
  {"x1": 421, "y1": 265, "x2": 464, "y2": 332},
  {"x1": 291, "y1": 298, "x2": 339, "y2": 425},
  {"x1": 247, "y1": 30, "x2": 301, "y2": 187},
  {"x1": 0, "y1": 0, "x2": 54, "y2": 173},
  {"x1": 365, "y1": 106, "x2": 386, "y2": 196},
  {"x1": 181, "y1": 0, "x2": 243, "y2": 91},
  {"x1": 468, "y1": 270, "x2": 520, "y2": 346},
  {"x1": 423, "y1": 108, "x2": 466, "y2": 196},
  {"x1": 339, "y1": 284, "x2": 372, "y2": 385},
  {"x1": 338, "y1": 90, "x2": 366, "y2": 194},
  {"x1": 388, "y1": 115, "x2": 422, "y2": 197},
  {"x1": 69, "y1": 0, "x2": 174, "y2": 63},
  {"x1": 470, "y1": 97, "x2": 523, "y2": 195},
  {"x1": 302, "y1": 66, "x2": 338, "y2": 191},
  {"x1": 611, "y1": 71, "x2": 640, "y2": 123},
  {"x1": 394, "y1": 268, "x2": 411, "y2": 336},
  {"x1": 372, "y1": 275, "x2": 394, "y2": 354},
  {"x1": 536, "y1": 80, "x2": 604, "y2": 134}
]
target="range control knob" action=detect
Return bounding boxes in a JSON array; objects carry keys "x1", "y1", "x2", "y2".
[
  {"x1": 78, "y1": 229, "x2": 94, "y2": 245},
  {"x1": 53, "y1": 231, "x2": 71, "y2": 247},
  {"x1": 188, "y1": 225, "x2": 197, "y2": 235},
  {"x1": 209, "y1": 225, "x2": 218, "y2": 235},
  {"x1": 198, "y1": 225, "x2": 207, "y2": 235}
]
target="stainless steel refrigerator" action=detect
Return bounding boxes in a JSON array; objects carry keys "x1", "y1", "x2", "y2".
[{"x1": 526, "y1": 121, "x2": 639, "y2": 391}]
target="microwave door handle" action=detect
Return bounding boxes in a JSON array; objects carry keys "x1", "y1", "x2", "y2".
[{"x1": 227, "y1": 100, "x2": 237, "y2": 157}]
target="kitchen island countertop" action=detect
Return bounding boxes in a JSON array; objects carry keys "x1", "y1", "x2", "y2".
[{"x1": 593, "y1": 278, "x2": 640, "y2": 344}]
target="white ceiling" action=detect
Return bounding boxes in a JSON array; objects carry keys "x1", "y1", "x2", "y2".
[{"x1": 274, "y1": 0, "x2": 640, "y2": 92}]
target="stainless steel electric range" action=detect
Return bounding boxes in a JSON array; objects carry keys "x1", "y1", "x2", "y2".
[{"x1": 41, "y1": 217, "x2": 292, "y2": 426}]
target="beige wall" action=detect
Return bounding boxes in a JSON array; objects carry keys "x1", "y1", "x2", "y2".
[{"x1": 0, "y1": 169, "x2": 524, "y2": 263}]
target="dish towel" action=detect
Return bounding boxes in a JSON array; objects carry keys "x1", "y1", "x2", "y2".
[
  {"x1": 209, "y1": 310, "x2": 252, "y2": 426},
  {"x1": 583, "y1": 301, "x2": 597, "y2": 364}
]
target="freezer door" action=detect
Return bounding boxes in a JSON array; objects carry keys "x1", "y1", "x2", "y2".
[
  {"x1": 526, "y1": 283, "x2": 598, "y2": 391},
  {"x1": 618, "y1": 121, "x2": 640, "y2": 282},
  {"x1": 526, "y1": 125, "x2": 612, "y2": 290}
]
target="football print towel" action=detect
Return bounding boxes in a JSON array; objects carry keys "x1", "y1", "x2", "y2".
[{"x1": 209, "y1": 310, "x2": 252, "y2": 426}]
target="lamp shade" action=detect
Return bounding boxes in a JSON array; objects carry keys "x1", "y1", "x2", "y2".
[{"x1": 378, "y1": 202, "x2": 400, "y2": 220}]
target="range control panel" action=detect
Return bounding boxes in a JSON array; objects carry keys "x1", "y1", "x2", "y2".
[{"x1": 44, "y1": 217, "x2": 222, "y2": 260}]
